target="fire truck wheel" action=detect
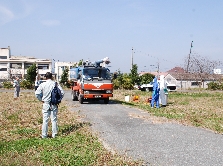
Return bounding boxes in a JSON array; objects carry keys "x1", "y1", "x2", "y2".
[
  {"x1": 71, "y1": 92, "x2": 78, "y2": 101},
  {"x1": 79, "y1": 96, "x2": 84, "y2": 104},
  {"x1": 104, "y1": 98, "x2": 109, "y2": 104},
  {"x1": 71, "y1": 93, "x2": 74, "y2": 100}
]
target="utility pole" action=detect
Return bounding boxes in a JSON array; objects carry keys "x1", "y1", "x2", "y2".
[
  {"x1": 186, "y1": 41, "x2": 193, "y2": 73},
  {"x1": 157, "y1": 59, "x2": 160, "y2": 78},
  {"x1": 131, "y1": 47, "x2": 133, "y2": 70}
]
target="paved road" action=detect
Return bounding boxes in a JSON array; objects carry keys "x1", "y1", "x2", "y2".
[
  {"x1": 2, "y1": 89, "x2": 223, "y2": 165},
  {"x1": 62, "y1": 90, "x2": 223, "y2": 166}
]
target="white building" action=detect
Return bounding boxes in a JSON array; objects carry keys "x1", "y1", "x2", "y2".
[
  {"x1": 55, "y1": 61, "x2": 77, "y2": 81},
  {"x1": 0, "y1": 46, "x2": 52, "y2": 80}
]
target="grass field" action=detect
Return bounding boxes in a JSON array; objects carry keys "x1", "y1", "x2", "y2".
[
  {"x1": 0, "y1": 91, "x2": 141, "y2": 166},
  {"x1": 1, "y1": 89, "x2": 223, "y2": 165},
  {"x1": 112, "y1": 89, "x2": 223, "y2": 134}
]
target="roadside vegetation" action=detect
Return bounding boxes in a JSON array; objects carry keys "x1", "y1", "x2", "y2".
[
  {"x1": 0, "y1": 92, "x2": 141, "y2": 166},
  {"x1": 111, "y1": 89, "x2": 223, "y2": 134},
  {"x1": 3, "y1": 60, "x2": 223, "y2": 91},
  {"x1": 1, "y1": 88, "x2": 223, "y2": 165},
  {"x1": 1, "y1": 55, "x2": 223, "y2": 165}
]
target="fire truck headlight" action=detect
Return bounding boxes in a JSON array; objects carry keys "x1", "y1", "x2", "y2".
[
  {"x1": 84, "y1": 91, "x2": 89, "y2": 94},
  {"x1": 106, "y1": 90, "x2": 112, "y2": 94}
]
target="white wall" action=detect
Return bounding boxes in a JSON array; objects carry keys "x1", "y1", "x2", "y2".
[
  {"x1": 0, "y1": 57, "x2": 52, "y2": 80},
  {"x1": 55, "y1": 61, "x2": 76, "y2": 81},
  {"x1": 0, "y1": 47, "x2": 10, "y2": 58}
]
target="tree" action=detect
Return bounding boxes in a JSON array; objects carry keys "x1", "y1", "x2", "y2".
[
  {"x1": 26, "y1": 63, "x2": 37, "y2": 83},
  {"x1": 121, "y1": 73, "x2": 134, "y2": 90},
  {"x1": 112, "y1": 69, "x2": 134, "y2": 90},
  {"x1": 129, "y1": 64, "x2": 140, "y2": 85},
  {"x1": 112, "y1": 69, "x2": 123, "y2": 89},
  {"x1": 60, "y1": 66, "x2": 70, "y2": 87},
  {"x1": 184, "y1": 54, "x2": 222, "y2": 88},
  {"x1": 139, "y1": 73, "x2": 155, "y2": 85},
  {"x1": 112, "y1": 65, "x2": 154, "y2": 90},
  {"x1": 78, "y1": 59, "x2": 83, "y2": 66}
]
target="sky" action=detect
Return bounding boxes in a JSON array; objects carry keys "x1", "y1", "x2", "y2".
[{"x1": 0, "y1": 0, "x2": 223, "y2": 73}]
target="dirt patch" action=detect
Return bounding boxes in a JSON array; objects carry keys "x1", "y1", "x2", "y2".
[{"x1": 128, "y1": 112, "x2": 179, "y2": 124}]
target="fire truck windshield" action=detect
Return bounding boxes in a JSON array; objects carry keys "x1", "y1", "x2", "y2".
[{"x1": 83, "y1": 68, "x2": 111, "y2": 80}]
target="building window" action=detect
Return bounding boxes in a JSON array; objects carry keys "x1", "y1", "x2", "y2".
[
  {"x1": 38, "y1": 64, "x2": 49, "y2": 69},
  {"x1": 0, "y1": 56, "x2": 7, "y2": 59},
  {"x1": 0, "y1": 63, "x2": 7, "y2": 71},
  {"x1": 0, "y1": 68, "x2": 7, "y2": 71},
  {"x1": 24, "y1": 63, "x2": 33, "y2": 69},
  {"x1": 191, "y1": 82, "x2": 201, "y2": 86},
  {"x1": 10, "y1": 63, "x2": 22, "y2": 69}
]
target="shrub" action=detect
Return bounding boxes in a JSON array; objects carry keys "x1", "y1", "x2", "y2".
[
  {"x1": 207, "y1": 82, "x2": 220, "y2": 90},
  {"x1": 20, "y1": 80, "x2": 33, "y2": 89},
  {"x1": 3, "y1": 81, "x2": 13, "y2": 89},
  {"x1": 113, "y1": 79, "x2": 121, "y2": 89},
  {"x1": 220, "y1": 83, "x2": 223, "y2": 90}
]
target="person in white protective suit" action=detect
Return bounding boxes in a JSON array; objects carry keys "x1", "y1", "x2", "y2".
[{"x1": 159, "y1": 75, "x2": 168, "y2": 106}]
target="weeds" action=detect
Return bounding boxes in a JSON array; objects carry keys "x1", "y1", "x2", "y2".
[
  {"x1": 0, "y1": 92, "x2": 141, "y2": 166},
  {"x1": 111, "y1": 89, "x2": 223, "y2": 134},
  {"x1": 2, "y1": 89, "x2": 222, "y2": 165}
]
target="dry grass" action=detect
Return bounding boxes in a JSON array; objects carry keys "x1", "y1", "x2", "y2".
[
  {"x1": 111, "y1": 89, "x2": 223, "y2": 133},
  {"x1": 0, "y1": 91, "x2": 79, "y2": 141},
  {"x1": 0, "y1": 91, "x2": 142, "y2": 166},
  {"x1": 2, "y1": 89, "x2": 223, "y2": 165}
]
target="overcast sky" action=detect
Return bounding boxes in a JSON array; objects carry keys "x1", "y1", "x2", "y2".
[{"x1": 0, "y1": 0, "x2": 223, "y2": 73}]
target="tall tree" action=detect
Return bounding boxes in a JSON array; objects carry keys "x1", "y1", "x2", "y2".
[
  {"x1": 130, "y1": 64, "x2": 140, "y2": 85},
  {"x1": 60, "y1": 66, "x2": 69, "y2": 87},
  {"x1": 26, "y1": 63, "x2": 37, "y2": 83}
]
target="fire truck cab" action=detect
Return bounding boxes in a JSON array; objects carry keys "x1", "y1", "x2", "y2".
[{"x1": 70, "y1": 57, "x2": 113, "y2": 104}]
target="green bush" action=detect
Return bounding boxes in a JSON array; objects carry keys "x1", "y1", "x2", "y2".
[
  {"x1": 207, "y1": 82, "x2": 221, "y2": 90},
  {"x1": 112, "y1": 78, "x2": 121, "y2": 89},
  {"x1": 3, "y1": 81, "x2": 13, "y2": 89},
  {"x1": 20, "y1": 80, "x2": 33, "y2": 89}
]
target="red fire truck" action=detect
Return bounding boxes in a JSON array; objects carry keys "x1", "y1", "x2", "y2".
[{"x1": 70, "y1": 57, "x2": 113, "y2": 104}]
